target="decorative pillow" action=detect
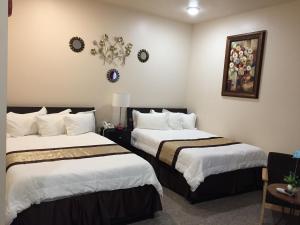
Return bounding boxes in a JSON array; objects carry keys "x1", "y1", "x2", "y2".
[
  {"x1": 132, "y1": 109, "x2": 159, "y2": 128},
  {"x1": 7, "y1": 107, "x2": 47, "y2": 137},
  {"x1": 136, "y1": 111, "x2": 169, "y2": 130},
  {"x1": 181, "y1": 113, "x2": 197, "y2": 129},
  {"x1": 152, "y1": 109, "x2": 183, "y2": 130},
  {"x1": 162, "y1": 109, "x2": 196, "y2": 129},
  {"x1": 64, "y1": 111, "x2": 96, "y2": 136},
  {"x1": 132, "y1": 110, "x2": 139, "y2": 128},
  {"x1": 37, "y1": 109, "x2": 71, "y2": 136}
]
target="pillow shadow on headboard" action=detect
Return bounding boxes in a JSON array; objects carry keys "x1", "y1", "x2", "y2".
[{"x1": 126, "y1": 107, "x2": 187, "y2": 131}]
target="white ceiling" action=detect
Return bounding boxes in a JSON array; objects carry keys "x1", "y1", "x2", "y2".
[{"x1": 99, "y1": 0, "x2": 294, "y2": 24}]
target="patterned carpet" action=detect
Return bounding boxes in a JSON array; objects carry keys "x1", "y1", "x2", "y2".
[{"x1": 131, "y1": 187, "x2": 298, "y2": 225}]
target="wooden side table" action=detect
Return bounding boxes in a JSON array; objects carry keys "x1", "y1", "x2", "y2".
[
  {"x1": 267, "y1": 183, "x2": 300, "y2": 224},
  {"x1": 99, "y1": 127, "x2": 132, "y2": 150}
]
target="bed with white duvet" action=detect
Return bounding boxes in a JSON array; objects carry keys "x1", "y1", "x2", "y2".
[
  {"x1": 127, "y1": 107, "x2": 267, "y2": 203},
  {"x1": 131, "y1": 128, "x2": 266, "y2": 192},
  {"x1": 6, "y1": 132, "x2": 162, "y2": 225}
]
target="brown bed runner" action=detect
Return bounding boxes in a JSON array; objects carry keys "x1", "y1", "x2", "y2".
[
  {"x1": 156, "y1": 137, "x2": 240, "y2": 169},
  {"x1": 6, "y1": 144, "x2": 131, "y2": 171}
]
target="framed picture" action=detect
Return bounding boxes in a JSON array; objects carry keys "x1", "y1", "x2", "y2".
[{"x1": 222, "y1": 31, "x2": 266, "y2": 98}]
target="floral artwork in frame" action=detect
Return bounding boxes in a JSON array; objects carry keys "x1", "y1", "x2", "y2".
[{"x1": 222, "y1": 31, "x2": 266, "y2": 98}]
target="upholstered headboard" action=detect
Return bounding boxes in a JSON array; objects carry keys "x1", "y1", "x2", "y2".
[
  {"x1": 7, "y1": 106, "x2": 95, "y2": 114},
  {"x1": 126, "y1": 107, "x2": 187, "y2": 131}
]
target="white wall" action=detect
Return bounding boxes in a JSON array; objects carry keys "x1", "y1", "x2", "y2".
[
  {"x1": 8, "y1": 0, "x2": 192, "y2": 125},
  {"x1": 186, "y1": 0, "x2": 300, "y2": 154},
  {"x1": 0, "y1": 0, "x2": 8, "y2": 223}
]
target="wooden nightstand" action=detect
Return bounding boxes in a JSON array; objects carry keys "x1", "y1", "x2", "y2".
[{"x1": 100, "y1": 128, "x2": 132, "y2": 150}]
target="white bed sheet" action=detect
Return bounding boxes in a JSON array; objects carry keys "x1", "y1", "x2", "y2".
[
  {"x1": 6, "y1": 132, "x2": 162, "y2": 225},
  {"x1": 131, "y1": 128, "x2": 266, "y2": 192}
]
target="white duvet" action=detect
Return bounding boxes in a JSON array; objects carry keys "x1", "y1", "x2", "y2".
[
  {"x1": 131, "y1": 128, "x2": 266, "y2": 192},
  {"x1": 6, "y1": 132, "x2": 162, "y2": 225}
]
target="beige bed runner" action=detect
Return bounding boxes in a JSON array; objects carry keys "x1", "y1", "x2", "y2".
[
  {"x1": 156, "y1": 137, "x2": 240, "y2": 168},
  {"x1": 6, "y1": 144, "x2": 131, "y2": 171}
]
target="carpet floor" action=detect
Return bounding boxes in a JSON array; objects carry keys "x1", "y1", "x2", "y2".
[{"x1": 131, "y1": 188, "x2": 299, "y2": 225}]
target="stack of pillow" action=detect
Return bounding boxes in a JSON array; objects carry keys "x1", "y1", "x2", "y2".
[
  {"x1": 7, "y1": 107, "x2": 96, "y2": 137},
  {"x1": 132, "y1": 109, "x2": 197, "y2": 130}
]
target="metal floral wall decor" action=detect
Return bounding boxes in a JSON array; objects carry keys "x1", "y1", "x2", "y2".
[{"x1": 91, "y1": 34, "x2": 133, "y2": 66}]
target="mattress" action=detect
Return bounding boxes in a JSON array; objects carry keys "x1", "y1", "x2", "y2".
[
  {"x1": 6, "y1": 132, "x2": 162, "y2": 225},
  {"x1": 131, "y1": 128, "x2": 266, "y2": 192}
]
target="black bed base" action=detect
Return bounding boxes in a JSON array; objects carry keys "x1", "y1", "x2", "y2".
[
  {"x1": 131, "y1": 147, "x2": 262, "y2": 204},
  {"x1": 11, "y1": 185, "x2": 161, "y2": 225}
]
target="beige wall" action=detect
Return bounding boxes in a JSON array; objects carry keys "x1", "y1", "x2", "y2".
[
  {"x1": 186, "y1": 0, "x2": 300, "y2": 154},
  {"x1": 0, "y1": 0, "x2": 8, "y2": 223},
  {"x1": 8, "y1": 0, "x2": 300, "y2": 154},
  {"x1": 8, "y1": 0, "x2": 192, "y2": 125}
]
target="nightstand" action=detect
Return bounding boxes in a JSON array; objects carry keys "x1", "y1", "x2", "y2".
[{"x1": 100, "y1": 128, "x2": 132, "y2": 150}]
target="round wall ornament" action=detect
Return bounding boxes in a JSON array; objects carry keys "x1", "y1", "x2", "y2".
[
  {"x1": 107, "y1": 69, "x2": 120, "y2": 83},
  {"x1": 69, "y1": 37, "x2": 85, "y2": 53},
  {"x1": 137, "y1": 49, "x2": 149, "y2": 63}
]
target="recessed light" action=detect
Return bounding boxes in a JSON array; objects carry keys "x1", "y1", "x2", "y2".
[{"x1": 186, "y1": 6, "x2": 200, "y2": 16}]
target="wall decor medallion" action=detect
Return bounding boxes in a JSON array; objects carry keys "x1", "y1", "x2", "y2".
[
  {"x1": 69, "y1": 37, "x2": 85, "y2": 53},
  {"x1": 137, "y1": 49, "x2": 149, "y2": 63},
  {"x1": 91, "y1": 34, "x2": 133, "y2": 66},
  {"x1": 107, "y1": 69, "x2": 120, "y2": 83},
  {"x1": 221, "y1": 30, "x2": 266, "y2": 98}
]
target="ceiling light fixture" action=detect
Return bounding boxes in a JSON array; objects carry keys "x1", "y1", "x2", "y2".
[{"x1": 186, "y1": 6, "x2": 200, "y2": 16}]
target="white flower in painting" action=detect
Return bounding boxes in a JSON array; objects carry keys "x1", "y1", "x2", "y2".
[
  {"x1": 236, "y1": 45, "x2": 241, "y2": 51},
  {"x1": 241, "y1": 56, "x2": 247, "y2": 64},
  {"x1": 235, "y1": 67, "x2": 239, "y2": 71},
  {"x1": 234, "y1": 58, "x2": 240, "y2": 65},
  {"x1": 233, "y1": 52, "x2": 238, "y2": 59},
  {"x1": 238, "y1": 68, "x2": 245, "y2": 75},
  {"x1": 249, "y1": 54, "x2": 254, "y2": 60},
  {"x1": 230, "y1": 49, "x2": 234, "y2": 55},
  {"x1": 229, "y1": 62, "x2": 234, "y2": 68},
  {"x1": 246, "y1": 65, "x2": 252, "y2": 71},
  {"x1": 230, "y1": 56, "x2": 233, "y2": 61},
  {"x1": 248, "y1": 48, "x2": 253, "y2": 54},
  {"x1": 239, "y1": 51, "x2": 244, "y2": 56}
]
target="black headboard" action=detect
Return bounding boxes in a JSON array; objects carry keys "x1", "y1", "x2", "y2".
[
  {"x1": 127, "y1": 107, "x2": 187, "y2": 130},
  {"x1": 7, "y1": 106, "x2": 95, "y2": 114}
]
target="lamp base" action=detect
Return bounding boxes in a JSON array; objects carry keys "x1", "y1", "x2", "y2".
[{"x1": 116, "y1": 124, "x2": 124, "y2": 131}]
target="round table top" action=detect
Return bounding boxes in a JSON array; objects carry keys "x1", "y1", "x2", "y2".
[{"x1": 268, "y1": 183, "x2": 300, "y2": 206}]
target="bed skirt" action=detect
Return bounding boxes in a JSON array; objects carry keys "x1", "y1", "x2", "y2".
[
  {"x1": 11, "y1": 185, "x2": 162, "y2": 225},
  {"x1": 131, "y1": 147, "x2": 262, "y2": 204}
]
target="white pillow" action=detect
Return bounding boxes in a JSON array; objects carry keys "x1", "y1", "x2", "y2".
[
  {"x1": 64, "y1": 111, "x2": 96, "y2": 136},
  {"x1": 151, "y1": 109, "x2": 183, "y2": 130},
  {"x1": 7, "y1": 107, "x2": 47, "y2": 137},
  {"x1": 166, "y1": 112, "x2": 183, "y2": 130},
  {"x1": 37, "y1": 109, "x2": 71, "y2": 136},
  {"x1": 136, "y1": 111, "x2": 169, "y2": 130},
  {"x1": 162, "y1": 109, "x2": 196, "y2": 129},
  {"x1": 181, "y1": 113, "x2": 197, "y2": 129}
]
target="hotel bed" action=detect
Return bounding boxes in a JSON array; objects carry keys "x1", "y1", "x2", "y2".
[
  {"x1": 6, "y1": 107, "x2": 162, "y2": 225},
  {"x1": 127, "y1": 107, "x2": 266, "y2": 203}
]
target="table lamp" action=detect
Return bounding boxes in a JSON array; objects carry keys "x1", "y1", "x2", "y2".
[{"x1": 112, "y1": 93, "x2": 130, "y2": 130}]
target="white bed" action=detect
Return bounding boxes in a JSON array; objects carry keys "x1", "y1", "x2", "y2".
[
  {"x1": 6, "y1": 132, "x2": 162, "y2": 225},
  {"x1": 131, "y1": 128, "x2": 266, "y2": 192}
]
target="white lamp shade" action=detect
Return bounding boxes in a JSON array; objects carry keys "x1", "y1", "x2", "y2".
[{"x1": 112, "y1": 93, "x2": 130, "y2": 107}]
